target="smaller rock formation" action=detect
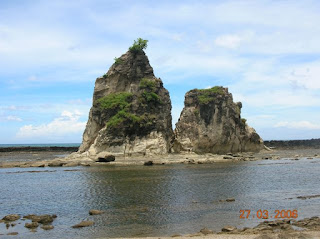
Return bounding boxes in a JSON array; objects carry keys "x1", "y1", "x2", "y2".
[{"x1": 174, "y1": 87, "x2": 263, "y2": 154}]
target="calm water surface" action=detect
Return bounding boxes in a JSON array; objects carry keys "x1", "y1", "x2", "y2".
[{"x1": 1, "y1": 158, "x2": 320, "y2": 238}]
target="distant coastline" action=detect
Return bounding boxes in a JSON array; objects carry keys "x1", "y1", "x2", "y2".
[
  {"x1": 264, "y1": 138, "x2": 320, "y2": 149},
  {"x1": 0, "y1": 143, "x2": 79, "y2": 152},
  {"x1": 0, "y1": 143, "x2": 80, "y2": 147}
]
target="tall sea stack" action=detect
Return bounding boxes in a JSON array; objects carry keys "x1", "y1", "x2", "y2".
[
  {"x1": 79, "y1": 41, "x2": 173, "y2": 157},
  {"x1": 174, "y1": 87, "x2": 263, "y2": 154}
]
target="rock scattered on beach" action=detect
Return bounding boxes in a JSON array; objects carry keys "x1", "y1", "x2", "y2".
[
  {"x1": 89, "y1": 209, "x2": 104, "y2": 215},
  {"x1": 23, "y1": 214, "x2": 57, "y2": 224},
  {"x1": 292, "y1": 216, "x2": 320, "y2": 230},
  {"x1": 7, "y1": 232, "x2": 18, "y2": 236},
  {"x1": 199, "y1": 227, "x2": 214, "y2": 235},
  {"x1": 25, "y1": 222, "x2": 39, "y2": 229},
  {"x1": 221, "y1": 225, "x2": 237, "y2": 232},
  {"x1": 2, "y1": 214, "x2": 20, "y2": 222},
  {"x1": 297, "y1": 195, "x2": 320, "y2": 200},
  {"x1": 171, "y1": 234, "x2": 182, "y2": 237},
  {"x1": 48, "y1": 161, "x2": 65, "y2": 167},
  {"x1": 41, "y1": 225, "x2": 54, "y2": 230},
  {"x1": 72, "y1": 220, "x2": 94, "y2": 228},
  {"x1": 226, "y1": 198, "x2": 235, "y2": 202},
  {"x1": 144, "y1": 161, "x2": 153, "y2": 166},
  {"x1": 96, "y1": 154, "x2": 115, "y2": 162},
  {"x1": 218, "y1": 198, "x2": 235, "y2": 202}
]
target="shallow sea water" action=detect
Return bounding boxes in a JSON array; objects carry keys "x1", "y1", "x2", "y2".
[{"x1": 0, "y1": 158, "x2": 320, "y2": 238}]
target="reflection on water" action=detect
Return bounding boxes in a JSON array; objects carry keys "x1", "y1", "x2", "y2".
[{"x1": 0, "y1": 158, "x2": 320, "y2": 238}]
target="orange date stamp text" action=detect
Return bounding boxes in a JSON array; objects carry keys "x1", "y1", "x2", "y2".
[{"x1": 239, "y1": 209, "x2": 298, "y2": 219}]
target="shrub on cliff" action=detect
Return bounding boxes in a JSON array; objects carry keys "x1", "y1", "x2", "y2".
[
  {"x1": 129, "y1": 38, "x2": 148, "y2": 53},
  {"x1": 98, "y1": 92, "x2": 133, "y2": 110},
  {"x1": 139, "y1": 78, "x2": 161, "y2": 104}
]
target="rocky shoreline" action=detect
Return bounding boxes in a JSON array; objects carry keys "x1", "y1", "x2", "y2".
[
  {"x1": 2, "y1": 213, "x2": 320, "y2": 238},
  {"x1": 0, "y1": 148, "x2": 319, "y2": 169}
]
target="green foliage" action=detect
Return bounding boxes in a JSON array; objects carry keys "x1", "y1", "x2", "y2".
[
  {"x1": 139, "y1": 78, "x2": 156, "y2": 90},
  {"x1": 142, "y1": 91, "x2": 160, "y2": 103},
  {"x1": 129, "y1": 38, "x2": 148, "y2": 53},
  {"x1": 114, "y1": 57, "x2": 123, "y2": 64},
  {"x1": 107, "y1": 110, "x2": 155, "y2": 129},
  {"x1": 139, "y1": 78, "x2": 161, "y2": 104},
  {"x1": 103, "y1": 73, "x2": 108, "y2": 78},
  {"x1": 98, "y1": 92, "x2": 133, "y2": 110},
  {"x1": 198, "y1": 86, "x2": 225, "y2": 95},
  {"x1": 107, "y1": 110, "x2": 138, "y2": 128},
  {"x1": 241, "y1": 118, "x2": 247, "y2": 124},
  {"x1": 197, "y1": 86, "x2": 225, "y2": 104}
]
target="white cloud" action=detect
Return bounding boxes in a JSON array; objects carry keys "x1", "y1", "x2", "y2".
[
  {"x1": 0, "y1": 115, "x2": 22, "y2": 122},
  {"x1": 215, "y1": 34, "x2": 242, "y2": 49},
  {"x1": 16, "y1": 110, "x2": 86, "y2": 139},
  {"x1": 275, "y1": 121, "x2": 320, "y2": 130},
  {"x1": 234, "y1": 90, "x2": 320, "y2": 108}
]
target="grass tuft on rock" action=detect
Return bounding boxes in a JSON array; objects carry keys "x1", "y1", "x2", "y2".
[
  {"x1": 107, "y1": 110, "x2": 155, "y2": 129},
  {"x1": 139, "y1": 78, "x2": 161, "y2": 104},
  {"x1": 139, "y1": 78, "x2": 156, "y2": 90},
  {"x1": 114, "y1": 57, "x2": 123, "y2": 64},
  {"x1": 197, "y1": 86, "x2": 225, "y2": 104},
  {"x1": 98, "y1": 92, "x2": 133, "y2": 110}
]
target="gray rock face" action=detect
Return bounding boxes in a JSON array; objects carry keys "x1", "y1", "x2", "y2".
[
  {"x1": 174, "y1": 87, "x2": 263, "y2": 154},
  {"x1": 79, "y1": 50, "x2": 173, "y2": 157}
]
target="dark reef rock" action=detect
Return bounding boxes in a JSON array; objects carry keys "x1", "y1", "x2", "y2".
[
  {"x1": 72, "y1": 221, "x2": 94, "y2": 228},
  {"x1": 89, "y1": 210, "x2": 104, "y2": 215},
  {"x1": 143, "y1": 160, "x2": 153, "y2": 166},
  {"x1": 2, "y1": 215, "x2": 20, "y2": 222},
  {"x1": 78, "y1": 49, "x2": 173, "y2": 157},
  {"x1": 96, "y1": 155, "x2": 115, "y2": 162},
  {"x1": 174, "y1": 87, "x2": 263, "y2": 154}
]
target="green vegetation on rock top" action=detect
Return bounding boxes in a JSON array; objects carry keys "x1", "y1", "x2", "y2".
[
  {"x1": 198, "y1": 86, "x2": 225, "y2": 94},
  {"x1": 197, "y1": 86, "x2": 225, "y2": 104},
  {"x1": 129, "y1": 38, "x2": 148, "y2": 53},
  {"x1": 114, "y1": 57, "x2": 123, "y2": 64},
  {"x1": 139, "y1": 78, "x2": 156, "y2": 90},
  {"x1": 98, "y1": 92, "x2": 133, "y2": 110}
]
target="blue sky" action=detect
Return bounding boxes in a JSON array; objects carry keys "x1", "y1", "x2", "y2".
[{"x1": 1, "y1": 0, "x2": 320, "y2": 143}]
